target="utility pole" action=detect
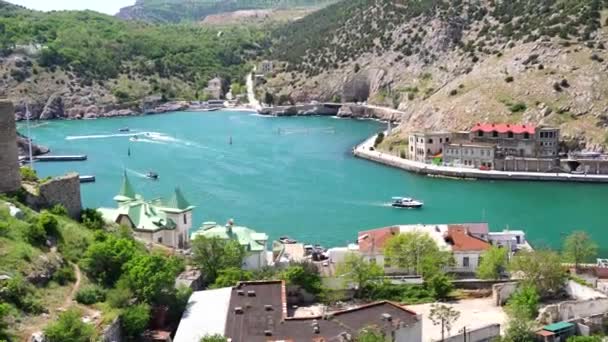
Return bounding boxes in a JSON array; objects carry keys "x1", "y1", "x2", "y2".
[{"x1": 26, "y1": 104, "x2": 34, "y2": 171}]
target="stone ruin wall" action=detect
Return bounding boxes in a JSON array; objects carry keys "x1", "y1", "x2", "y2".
[
  {"x1": 26, "y1": 173, "x2": 82, "y2": 220},
  {"x1": 0, "y1": 100, "x2": 22, "y2": 193}
]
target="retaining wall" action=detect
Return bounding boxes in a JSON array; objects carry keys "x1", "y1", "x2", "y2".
[
  {"x1": 436, "y1": 324, "x2": 501, "y2": 342},
  {"x1": 492, "y1": 282, "x2": 519, "y2": 306}
]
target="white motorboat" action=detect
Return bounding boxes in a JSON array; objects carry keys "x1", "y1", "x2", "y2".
[{"x1": 391, "y1": 197, "x2": 423, "y2": 209}]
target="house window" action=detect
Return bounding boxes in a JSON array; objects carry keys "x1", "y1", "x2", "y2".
[
  {"x1": 440, "y1": 138, "x2": 443, "y2": 143},
  {"x1": 477, "y1": 256, "x2": 482, "y2": 266},
  {"x1": 492, "y1": 131, "x2": 498, "y2": 137},
  {"x1": 478, "y1": 131, "x2": 484, "y2": 137},
  {"x1": 516, "y1": 236, "x2": 521, "y2": 244},
  {"x1": 157, "y1": 237, "x2": 163, "y2": 243},
  {"x1": 410, "y1": 146, "x2": 414, "y2": 152},
  {"x1": 428, "y1": 138, "x2": 434, "y2": 144},
  {"x1": 508, "y1": 131, "x2": 514, "y2": 138},
  {"x1": 463, "y1": 257, "x2": 470, "y2": 268},
  {"x1": 446, "y1": 137, "x2": 450, "y2": 142},
  {"x1": 183, "y1": 214, "x2": 187, "y2": 224},
  {"x1": 524, "y1": 133, "x2": 530, "y2": 139}
]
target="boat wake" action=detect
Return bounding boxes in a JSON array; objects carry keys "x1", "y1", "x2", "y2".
[
  {"x1": 66, "y1": 133, "x2": 136, "y2": 140},
  {"x1": 126, "y1": 168, "x2": 148, "y2": 179},
  {"x1": 279, "y1": 127, "x2": 336, "y2": 135}
]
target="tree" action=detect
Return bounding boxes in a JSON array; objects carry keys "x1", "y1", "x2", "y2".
[
  {"x1": 425, "y1": 273, "x2": 453, "y2": 300},
  {"x1": 44, "y1": 309, "x2": 94, "y2": 342},
  {"x1": 81, "y1": 208, "x2": 105, "y2": 230},
  {"x1": 200, "y1": 334, "x2": 227, "y2": 342},
  {"x1": 356, "y1": 326, "x2": 388, "y2": 342},
  {"x1": 509, "y1": 249, "x2": 566, "y2": 297},
  {"x1": 212, "y1": 267, "x2": 253, "y2": 288},
  {"x1": 429, "y1": 304, "x2": 460, "y2": 341},
  {"x1": 567, "y1": 337, "x2": 602, "y2": 342},
  {"x1": 37, "y1": 210, "x2": 59, "y2": 237},
  {"x1": 191, "y1": 236, "x2": 246, "y2": 284},
  {"x1": 281, "y1": 263, "x2": 323, "y2": 295},
  {"x1": 384, "y1": 232, "x2": 453, "y2": 276},
  {"x1": 121, "y1": 303, "x2": 150, "y2": 340},
  {"x1": 122, "y1": 253, "x2": 184, "y2": 304},
  {"x1": 263, "y1": 92, "x2": 274, "y2": 106},
  {"x1": 563, "y1": 231, "x2": 598, "y2": 270},
  {"x1": 477, "y1": 246, "x2": 508, "y2": 280},
  {"x1": 82, "y1": 235, "x2": 143, "y2": 286},
  {"x1": 374, "y1": 132, "x2": 385, "y2": 147},
  {"x1": 503, "y1": 286, "x2": 539, "y2": 342},
  {"x1": 336, "y1": 253, "x2": 383, "y2": 294}
]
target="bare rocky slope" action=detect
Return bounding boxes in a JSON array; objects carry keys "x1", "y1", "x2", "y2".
[{"x1": 265, "y1": 0, "x2": 608, "y2": 150}]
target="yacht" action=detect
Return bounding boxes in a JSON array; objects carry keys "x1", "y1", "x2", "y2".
[
  {"x1": 391, "y1": 197, "x2": 423, "y2": 209},
  {"x1": 119, "y1": 127, "x2": 130, "y2": 132}
]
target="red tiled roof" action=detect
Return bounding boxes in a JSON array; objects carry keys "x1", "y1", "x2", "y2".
[
  {"x1": 448, "y1": 223, "x2": 489, "y2": 236},
  {"x1": 471, "y1": 123, "x2": 536, "y2": 134},
  {"x1": 358, "y1": 226, "x2": 400, "y2": 254},
  {"x1": 446, "y1": 226, "x2": 491, "y2": 252}
]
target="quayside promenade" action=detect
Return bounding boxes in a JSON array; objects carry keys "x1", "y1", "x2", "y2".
[{"x1": 354, "y1": 133, "x2": 608, "y2": 183}]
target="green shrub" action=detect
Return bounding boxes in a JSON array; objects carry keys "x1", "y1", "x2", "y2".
[
  {"x1": 37, "y1": 211, "x2": 59, "y2": 237},
  {"x1": 75, "y1": 285, "x2": 106, "y2": 305},
  {"x1": 81, "y1": 208, "x2": 104, "y2": 230},
  {"x1": 20, "y1": 167, "x2": 38, "y2": 182},
  {"x1": 449, "y1": 89, "x2": 458, "y2": 96},
  {"x1": 106, "y1": 278, "x2": 134, "y2": 308},
  {"x1": 505, "y1": 76, "x2": 514, "y2": 83},
  {"x1": 44, "y1": 309, "x2": 94, "y2": 342},
  {"x1": 425, "y1": 273, "x2": 453, "y2": 300},
  {"x1": 49, "y1": 204, "x2": 68, "y2": 216},
  {"x1": 509, "y1": 102, "x2": 527, "y2": 113},
  {"x1": 0, "y1": 275, "x2": 42, "y2": 313},
  {"x1": 121, "y1": 303, "x2": 150, "y2": 340},
  {"x1": 24, "y1": 222, "x2": 46, "y2": 245},
  {"x1": 363, "y1": 282, "x2": 434, "y2": 304},
  {"x1": 52, "y1": 264, "x2": 75, "y2": 285}
]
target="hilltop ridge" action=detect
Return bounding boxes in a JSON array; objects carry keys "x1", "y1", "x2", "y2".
[{"x1": 264, "y1": 0, "x2": 608, "y2": 150}]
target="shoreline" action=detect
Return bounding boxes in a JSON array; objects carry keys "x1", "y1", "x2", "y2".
[{"x1": 354, "y1": 133, "x2": 608, "y2": 183}]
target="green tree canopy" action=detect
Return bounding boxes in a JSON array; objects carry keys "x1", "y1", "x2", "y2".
[
  {"x1": 200, "y1": 334, "x2": 228, "y2": 342},
  {"x1": 43, "y1": 309, "x2": 94, "y2": 342},
  {"x1": 384, "y1": 232, "x2": 453, "y2": 276},
  {"x1": 122, "y1": 253, "x2": 184, "y2": 304},
  {"x1": 211, "y1": 267, "x2": 253, "y2": 288},
  {"x1": 82, "y1": 234, "x2": 143, "y2": 286},
  {"x1": 336, "y1": 253, "x2": 383, "y2": 294},
  {"x1": 509, "y1": 249, "x2": 566, "y2": 297},
  {"x1": 0, "y1": 303, "x2": 10, "y2": 341},
  {"x1": 281, "y1": 263, "x2": 323, "y2": 295},
  {"x1": 476, "y1": 246, "x2": 508, "y2": 280},
  {"x1": 191, "y1": 236, "x2": 246, "y2": 284},
  {"x1": 563, "y1": 231, "x2": 598, "y2": 269},
  {"x1": 121, "y1": 303, "x2": 151, "y2": 340},
  {"x1": 356, "y1": 326, "x2": 389, "y2": 342},
  {"x1": 503, "y1": 286, "x2": 539, "y2": 342}
]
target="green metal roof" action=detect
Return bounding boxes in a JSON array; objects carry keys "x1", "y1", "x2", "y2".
[
  {"x1": 98, "y1": 200, "x2": 176, "y2": 232},
  {"x1": 115, "y1": 171, "x2": 136, "y2": 201},
  {"x1": 162, "y1": 187, "x2": 194, "y2": 212},
  {"x1": 191, "y1": 223, "x2": 268, "y2": 252},
  {"x1": 543, "y1": 322, "x2": 575, "y2": 332}
]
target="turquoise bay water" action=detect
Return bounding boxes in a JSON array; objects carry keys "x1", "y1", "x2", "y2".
[{"x1": 22, "y1": 111, "x2": 608, "y2": 250}]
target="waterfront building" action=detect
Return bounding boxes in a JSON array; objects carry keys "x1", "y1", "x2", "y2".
[
  {"x1": 488, "y1": 230, "x2": 532, "y2": 252},
  {"x1": 191, "y1": 220, "x2": 270, "y2": 270},
  {"x1": 444, "y1": 141, "x2": 496, "y2": 169},
  {"x1": 408, "y1": 132, "x2": 452, "y2": 162},
  {"x1": 445, "y1": 225, "x2": 491, "y2": 274},
  {"x1": 97, "y1": 173, "x2": 194, "y2": 249},
  {"x1": 204, "y1": 77, "x2": 224, "y2": 99},
  {"x1": 174, "y1": 280, "x2": 422, "y2": 342},
  {"x1": 470, "y1": 123, "x2": 559, "y2": 158}
]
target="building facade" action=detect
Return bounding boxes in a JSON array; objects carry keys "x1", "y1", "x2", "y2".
[
  {"x1": 469, "y1": 123, "x2": 559, "y2": 158},
  {"x1": 98, "y1": 173, "x2": 194, "y2": 249},
  {"x1": 408, "y1": 132, "x2": 452, "y2": 162},
  {"x1": 191, "y1": 220, "x2": 269, "y2": 270},
  {"x1": 444, "y1": 142, "x2": 496, "y2": 168}
]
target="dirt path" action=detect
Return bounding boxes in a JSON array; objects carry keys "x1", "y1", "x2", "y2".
[{"x1": 21, "y1": 262, "x2": 92, "y2": 341}]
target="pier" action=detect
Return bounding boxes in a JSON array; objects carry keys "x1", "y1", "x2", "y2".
[
  {"x1": 79, "y1": 175, "x2": 96, "y2": 183},
  {"x1": 354, "y1": 133, "x2": 608, "y2": 183},
  {"x1": 35, "y1": 154, "x2": 87, "y2": 162}
]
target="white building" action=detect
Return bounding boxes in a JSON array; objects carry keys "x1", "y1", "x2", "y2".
[
  {"x1": 408, "y1": 132, "x2": 452, "y2": 162},
  {"x1": 191, "y1": 220, "x2": 269, "y2": 270},
  {"x1": 98, "y1": 173, "x2": 194, "y2": 249},
  {"x1": 488, "y1": 230, "x2": 531, "y2": 252}
]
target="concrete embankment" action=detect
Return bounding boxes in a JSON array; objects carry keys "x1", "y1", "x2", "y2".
[
  {"x1": 258, "y1": 103, "x2": 405, "y2": 122},
  {"x1": 354, "y1": 134, "x2": 608, "y2": 183}
]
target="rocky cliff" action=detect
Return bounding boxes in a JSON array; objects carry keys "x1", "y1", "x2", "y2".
[{"x1": 266, "y1": 0, "x2": 608, "y2": 150}]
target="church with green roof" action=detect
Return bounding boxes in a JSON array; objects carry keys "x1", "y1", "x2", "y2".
[{"x1": 98, "y1": 172, "x2": 195, "y2": 249}]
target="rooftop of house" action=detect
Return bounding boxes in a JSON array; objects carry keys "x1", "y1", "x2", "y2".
[
  {"x1": 191, "y1": 221, "x2": 268, "y2": 252},
  {"x1": 174, "y1": 287, "x2": 232, "y2": 342},
  {"x1": 446, "y1": 226, "x2": 491, "y2": 252},
  {"x1": 221, "y1": 281, "x2": 419, "y2": 342},
  {"x1": 471, "y1": 123, "x2": 536, "y2": 135}
]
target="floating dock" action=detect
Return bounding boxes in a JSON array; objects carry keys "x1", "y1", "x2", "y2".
[
  {"x1": 79, "y1": 175, "x2": 95, "y2": 183},
  {"x1": 35, "y1": 155, "x2": 87, "y2": 162}
]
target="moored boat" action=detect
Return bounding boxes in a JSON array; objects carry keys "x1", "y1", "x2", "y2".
[{"x1": 146, "y1": 171, "x2": 159, "y2": 180}]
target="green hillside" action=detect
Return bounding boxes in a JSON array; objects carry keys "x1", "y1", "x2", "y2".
[{"x1": 116, "y1": 0, "x2": 338, "y2": 23}]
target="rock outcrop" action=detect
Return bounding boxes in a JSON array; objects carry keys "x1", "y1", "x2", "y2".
[{"x1": 39, "y1": 93, "x2": 65, "y2": 120}]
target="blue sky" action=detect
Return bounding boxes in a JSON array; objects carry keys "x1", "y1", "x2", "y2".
[{"x1": 7, "y1": 0, "x2": 135, "y2": 15}]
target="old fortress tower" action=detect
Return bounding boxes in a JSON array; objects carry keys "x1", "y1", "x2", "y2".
[{"x1": 0, "y1": 100, "x2": 21, "y2": 193}]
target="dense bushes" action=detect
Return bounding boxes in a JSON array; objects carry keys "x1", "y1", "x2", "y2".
[
  {"x1": 80, "y1": 208, "x2": 104, "y2": 230},
  {"x1": 75, "y1": 285, "x2": 106, "y2": 305},
  {"x1": 121, "y1": 303, "x2": 151, "y2": 340},
  {"x1": 44, "y1": 309, "x2": 94, "y2": 342}
]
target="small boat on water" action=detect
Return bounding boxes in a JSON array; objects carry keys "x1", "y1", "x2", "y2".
[
  {"x1": 129, "y1": 135, "x2": 139, "y2": 142},
  {"x1": 279, "y1": 236, "x2": 298, "y2": 244},
  {"x1": 146, "y1": 171, "x2": 159, "y2": 180},
  {"x1": 119, "y1": 127, "x2": 130, "y2": 132},
  {"x1": 391, "y1": 197, "x2": 424, "y2": 209}
]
